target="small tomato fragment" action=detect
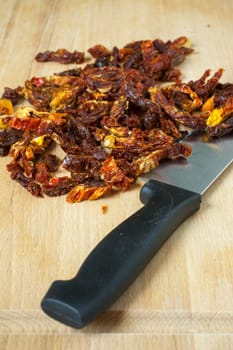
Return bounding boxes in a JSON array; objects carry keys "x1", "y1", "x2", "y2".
[
  {"x1": 66, "y1": 185, "x2": 110, "y2": 203},
  {"x1": 202, "y1": 96, "x2": 214, "y2": 112},
  {"x1": 100, "y1": 156, "x2": 134, "y2": 191},
  {"x1": 101, "y1": 204, "x2": 108, "y2": 214},
  {"x1": 206, "y1": 97, "x2": 233, "y2": 127},
  {"x1": 0, "y1": 99, "x2": 14, "y2": 115}
]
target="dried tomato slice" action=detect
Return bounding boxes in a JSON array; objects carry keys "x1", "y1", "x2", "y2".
[{"x1": 35, "y1": 49, "x2": 85, "y2": 64}]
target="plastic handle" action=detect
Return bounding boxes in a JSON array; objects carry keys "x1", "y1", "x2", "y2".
[{"x1": 41, "y1": 180, "x2": 201, "y2": 328}]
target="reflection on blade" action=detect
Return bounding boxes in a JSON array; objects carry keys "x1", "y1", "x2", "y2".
[{"x1": 142, "y1": 134, "x2": 233, "y2": 195}]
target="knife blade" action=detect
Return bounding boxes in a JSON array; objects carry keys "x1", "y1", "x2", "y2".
[{"x1": 41, "y1": 134, "x2": 233, "y2": 329}]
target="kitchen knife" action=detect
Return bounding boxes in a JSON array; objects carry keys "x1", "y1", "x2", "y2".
[{"x1": 41, "y1": 133, "x2": 233, "y2": 328}]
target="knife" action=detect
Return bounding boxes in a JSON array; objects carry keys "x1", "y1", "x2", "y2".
[{"x1": 41, "y1": 133, "x2": 233, "y2": 328}]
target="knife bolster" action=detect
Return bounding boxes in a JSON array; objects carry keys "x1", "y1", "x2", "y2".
[{"x1": 140, "y1": 179, "x2": 201, "y2": 207}]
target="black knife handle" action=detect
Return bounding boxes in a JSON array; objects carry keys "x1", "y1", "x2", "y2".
[{"x1": 41, "y1": 180, "x2": 201, "y2": 328}]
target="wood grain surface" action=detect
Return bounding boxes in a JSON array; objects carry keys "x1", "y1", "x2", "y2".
[{"x1": 0, "y1": 0, "x2": 233, "y2": 349}]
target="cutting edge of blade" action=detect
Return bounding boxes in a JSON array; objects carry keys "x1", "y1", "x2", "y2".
[{"x1": 200, "y1": 157, "x2": 233, "y2": 195}]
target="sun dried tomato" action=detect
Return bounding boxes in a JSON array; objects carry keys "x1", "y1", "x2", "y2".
[
  {"x1": 88, "y1": 45, "x2": 110, "y2": 59},
  {"x1": 0, "y1": 99, "x2": 14, "y2": 115},
  {"x1": 42, "y1": 176, "x2": 78, "y2": 197},
  {"x1": 0, "y1": 128, "x2": 23, "y2": 156},
  {"x1": 66, "y1": 184, "x2": 110, "y2": 203},
  {"x1": 35, "y1": 49, "x2": 85, "y2": 64},
  {"x1": 2, "y1": 86, "x2": 25, "y2": 105}
]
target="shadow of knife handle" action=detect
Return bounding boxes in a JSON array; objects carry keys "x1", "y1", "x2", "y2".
[{"x1": 41, "y1": 180, "x2": 201, "y2": 328}]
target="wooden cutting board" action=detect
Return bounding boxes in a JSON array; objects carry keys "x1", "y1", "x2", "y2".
[{"x1": 0, "y1": 0, "x2": 233, "y2": 349}]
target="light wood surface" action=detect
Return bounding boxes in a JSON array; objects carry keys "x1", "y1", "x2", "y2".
[{"x1": 0, "y1": 0, "x2": 233, "y2": 349}]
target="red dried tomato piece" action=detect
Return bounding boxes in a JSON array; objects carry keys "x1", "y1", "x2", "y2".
[{"x1": 35, "y1": 49, "x2": 85, "y2": 64}]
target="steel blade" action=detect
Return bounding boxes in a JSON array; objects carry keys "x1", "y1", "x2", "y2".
[{"x1": 143, "y1": 134, "x2": 233, "y2": 194}]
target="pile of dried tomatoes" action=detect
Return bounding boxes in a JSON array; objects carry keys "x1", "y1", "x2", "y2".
[{"x1": 0, "y1": 37, "x2": 232, "y2": 202}]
